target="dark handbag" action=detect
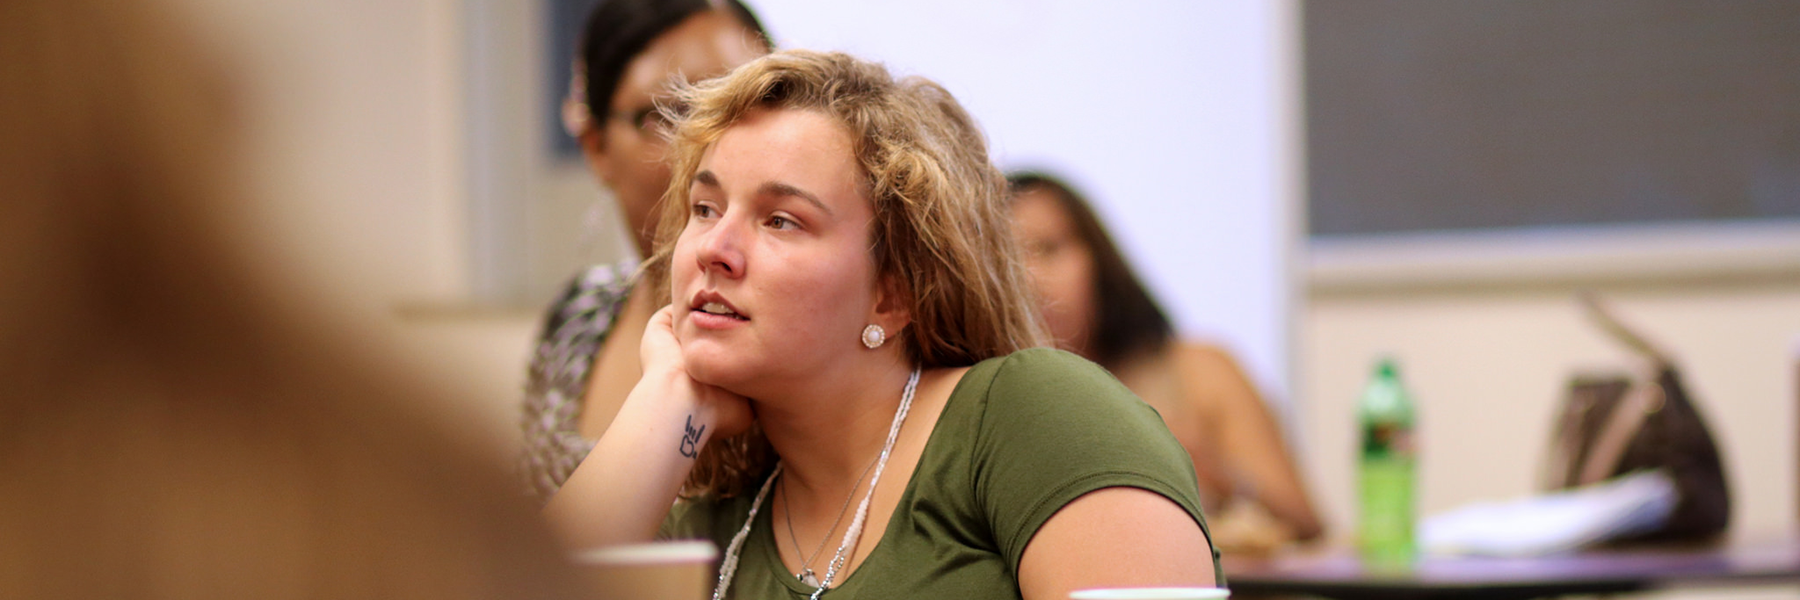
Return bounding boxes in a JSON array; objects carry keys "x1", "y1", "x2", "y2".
[{"x1": 1540, "y1": 294, "x2": 1731, "y2": 542}]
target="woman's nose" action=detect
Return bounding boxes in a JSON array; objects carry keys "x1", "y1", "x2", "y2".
[{"x1": 693, "y1": 215, "x2": 746, "y2": 278}]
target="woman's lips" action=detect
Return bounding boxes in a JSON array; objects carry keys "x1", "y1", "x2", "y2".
[
  {"x1": 688, "y1": 293, "x2": 748, "y2": 330},
  {"x1": 689, "y1": 307, "x2": 747, "y2": 330},
  {"x1": 698, "y1": 302, "x2": 746, "y2": 320}
]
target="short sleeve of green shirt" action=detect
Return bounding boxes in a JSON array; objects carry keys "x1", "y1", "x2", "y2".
[
  {"x1": 658, "y1": 348, "x2": 1221, "y2": 599},
  {"x1": 969, "y1": 348, "x2": 1219, "y2": 577}
]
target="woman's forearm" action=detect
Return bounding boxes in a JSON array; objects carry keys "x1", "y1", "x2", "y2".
[
  {"x1": 542, "y1": 371, "x2": 716, "y2": 550},
  {"x1": 1177, "y1": 343, "x2": 1324, "y2": 541}
]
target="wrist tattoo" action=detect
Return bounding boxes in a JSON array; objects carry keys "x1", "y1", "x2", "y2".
[{"x1": 679, "y1": 414, "x2": 705, "y2": 458}]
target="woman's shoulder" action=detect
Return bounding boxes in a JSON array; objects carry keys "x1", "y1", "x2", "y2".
[
  {"x1": 955, "y1": 347, "x2": 1149, "y2": 424},
  {"x1": 1170, "y1": 341, "x2": 1241, "y2": 373},
  {"x1": 968, "y1": 346, "x2": 1109, "y2": 381},
  {"x1": 1112, "y1": 340, "x2": 1238, "y2": 382},
  {"x1": 942, "y1": 349, "x2": 1208, "y2": 569},
  {"x1": 518, "y1": 260, "x2": 642, "y2": 500},
  {"x1": 1166, "y1": 340, "x2": 1258, "y2": 397},
  {"x1": 958, "y1": 346, "x2": 1108, "y2": 390},
  {"x1": 542, "y1": 261, "x2": 641, "y2": 325}
]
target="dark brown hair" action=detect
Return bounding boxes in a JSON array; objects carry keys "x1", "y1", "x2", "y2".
[
  {"x1": 579, "y1": 0, "x2": 771, "y2": 131},
  {"x1": 1008, "y1": 171, "x2": 1174, "y2": 369}
]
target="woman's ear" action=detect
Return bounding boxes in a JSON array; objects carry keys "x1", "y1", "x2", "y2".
[
  {"x1": 578, "y1": 127, "x2": 617, "y2": 186},
  {"x1": 870, "y1": 273, "x2": 912, "y2": 338}
]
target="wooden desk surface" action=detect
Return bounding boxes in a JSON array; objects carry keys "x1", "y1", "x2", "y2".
[{"x1": 1223, "y1": 538, "x2": 1800, "y2": 600}]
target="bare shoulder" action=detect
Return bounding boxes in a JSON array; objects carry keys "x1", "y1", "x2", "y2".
[
  {"x1": 1173, "y1": 342, "x2": 1240, "y2": 373},
  {"x1": 1170, "y1": 342, "x2": 1254, "y2": 391}
]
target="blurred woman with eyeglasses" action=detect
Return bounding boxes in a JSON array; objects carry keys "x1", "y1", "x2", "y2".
[{"x1": 522, "y1": 0, "x2": 773, "y2": 501}]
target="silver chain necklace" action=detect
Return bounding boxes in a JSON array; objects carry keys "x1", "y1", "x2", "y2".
[
  {"x1": 711, "y1": 367, "x2": 922, "y2": 600},
  {"x1": 781, "y1": 454, "x2": 878, "y2": 586}
]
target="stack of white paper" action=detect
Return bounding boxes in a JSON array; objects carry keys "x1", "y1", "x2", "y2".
[{"x1": 1420, "y1": 469, "x2": 1677, "y2": 557}]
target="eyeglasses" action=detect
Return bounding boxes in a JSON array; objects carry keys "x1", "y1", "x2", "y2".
[
  {"x1": 609, "y1": 105, "x2": 677, "y2": 134},
  {"x1": 561, "y1": 70, "x2": 687, "y2": 139}
]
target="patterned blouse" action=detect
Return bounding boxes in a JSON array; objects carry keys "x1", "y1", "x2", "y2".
[{"x1": 518, "y1": 261, "x2": 638, "y2": 501}]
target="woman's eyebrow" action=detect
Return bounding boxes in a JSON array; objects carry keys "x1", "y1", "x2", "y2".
[
  {"x1": 693, "y1": 170, "x2": 832, "y2": 217},
  {"x1": 694, "y1": 170, "x2": 722, "y2": 188},
  {"x1": 758, "y1": 181, "x2": 832, "y2": 217}
]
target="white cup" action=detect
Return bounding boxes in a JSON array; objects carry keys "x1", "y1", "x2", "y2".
[
  {"x1": 573, "y1": 541, "x2": 718, "y2": 600},
  {"x1": 1069, "y1": 587, "x2": 1230, "y2": 600}
]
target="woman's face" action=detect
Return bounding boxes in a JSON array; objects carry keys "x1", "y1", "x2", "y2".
[
  {"x1": 1011, "y1": 187, "x2": 1097, "y2": 357},
  {"x1": 670, "y1": 108, "x2": 885, "y2": 395},
  {"x1": 584, "y1": 10, "x2": 766, "y2": 255}
]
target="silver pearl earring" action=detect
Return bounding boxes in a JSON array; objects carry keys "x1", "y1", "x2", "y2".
[{"x1": 861, "y1": 324, "x2": 886, "y2": 349}]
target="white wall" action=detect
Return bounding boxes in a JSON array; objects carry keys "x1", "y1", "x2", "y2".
[
  {"x1": 164, "y1": 0, "x2": 537, "y2": 442},
  {"x1": 169, "y1": 0, "x2": 467, "y2": 310},
  {"x1": 749, "y1": 0, "x2": 1301, "y2": 401}
]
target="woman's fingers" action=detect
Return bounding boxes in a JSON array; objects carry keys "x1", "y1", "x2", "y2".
[
  {"x1": 639, "y1": 303, "x2": 755, "y2": 440},
  {"x1": 639, "y1": 304, "x2": 682, "y2": 370}
]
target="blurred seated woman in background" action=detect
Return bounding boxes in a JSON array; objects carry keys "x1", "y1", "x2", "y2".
[
  {"x1": 0, "y1": 0, "x2": 581, "y2": 597},
  {"x1": 1009, "y1": 172, "x2": 1324, "y2": 551},
  {"x1": 523, "y1": 0, "x2": 772, "y2": 500},
  {"x1": 545, "y1": 50, "x2": 1220, "y2": 599}
]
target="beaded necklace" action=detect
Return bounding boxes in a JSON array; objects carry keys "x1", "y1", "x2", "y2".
[{"x1": 710, "y1": 368, "x2": 921, "y2": 600}]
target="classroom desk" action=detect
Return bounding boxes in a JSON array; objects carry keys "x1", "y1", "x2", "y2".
[{"x1": 1222, "y1": 537, "x2": 1800, "y2": 600}]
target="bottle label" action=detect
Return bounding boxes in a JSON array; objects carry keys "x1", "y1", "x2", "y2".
[
  {"x1": 1359, "y1": 456, "x2": 1416, "y2": 569},
  {"x1": 1362, "y1": 421, "x2": 1414, "y2": 458}
]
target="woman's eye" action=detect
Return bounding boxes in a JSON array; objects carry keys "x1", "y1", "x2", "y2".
[
  {"x1": 767, "y1": 215, "x2": 796, "y2": 230},
  {"x1": 691, "y1": 203, "x2": 717, "y2": 219}
]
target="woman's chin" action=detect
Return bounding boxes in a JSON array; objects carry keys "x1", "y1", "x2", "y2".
[{"x1": 681, "y1": 347, "x2": 751, "y2": 390}]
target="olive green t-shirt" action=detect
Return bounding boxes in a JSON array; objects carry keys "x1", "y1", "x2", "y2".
[{"x1": 661, "y1": 348, "x2": 1223, "y2": 599}]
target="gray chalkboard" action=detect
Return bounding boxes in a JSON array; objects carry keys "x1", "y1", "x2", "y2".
[{"x1": 1305, "y1": 0, "x2": 1800, "y2": 236}]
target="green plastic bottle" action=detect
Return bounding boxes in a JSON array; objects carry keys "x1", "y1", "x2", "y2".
[{"x1": 1357, "y1": 357, "x2": 1416, "y2": 569}]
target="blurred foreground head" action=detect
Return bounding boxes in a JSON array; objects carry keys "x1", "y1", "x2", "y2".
[{"x1": 0, "y1": 1, "x2": 580, "y2": 598}]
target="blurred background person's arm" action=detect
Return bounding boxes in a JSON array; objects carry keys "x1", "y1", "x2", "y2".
[
  {"x1": 1010, "y1": 171, "x2": 1323, "y2": 553},
  {"x1": 1174, "y1": 342, "x2": 1324, "y2": 545}
]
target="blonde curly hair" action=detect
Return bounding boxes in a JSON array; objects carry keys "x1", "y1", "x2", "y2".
[{"x1": 641, "y1": 50, "x2": 1048, "y2": 498}]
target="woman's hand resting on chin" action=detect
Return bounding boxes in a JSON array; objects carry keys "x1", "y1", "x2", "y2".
[
  {"x1": 640, "y1": 304, "x2": 754, "y2": 444},
  {"x1": 542, "y1": 305, "x2": 754, "y2": 548}
]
